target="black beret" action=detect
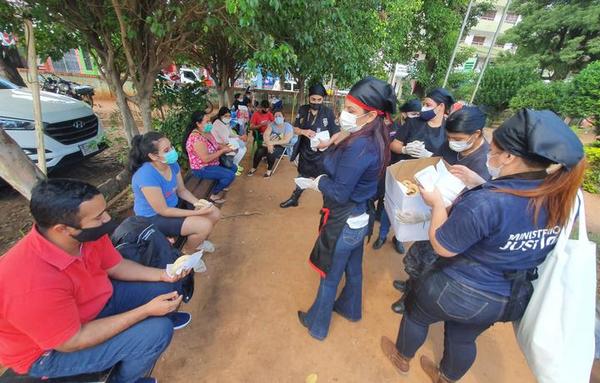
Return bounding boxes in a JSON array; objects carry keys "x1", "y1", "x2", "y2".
[
  {"x1": 308, "y1": 83, "x2": 327, "y2": 97},
  {"x1": 347, "y1": 76, "x2": 397, "y2": 115},
  {"x1": 493, "y1": 109, "x2": 584, "y2": 169},
  {"x1": 426, "y1": 88, "x2": 455, "y2": 109},
  {"x1": 400, "y1": 99, "x2": 422, "y2": 113}
]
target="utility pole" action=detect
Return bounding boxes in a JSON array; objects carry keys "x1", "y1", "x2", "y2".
[
  {"x1": 443, "y1": 0, "x2": 475, "y2": 88},
  {"x1": 24, "y1": 18, "x2": 46, "y2": 175},
  {"x1": 470, "y1": 0, "x2": 512, "y2": 103}
]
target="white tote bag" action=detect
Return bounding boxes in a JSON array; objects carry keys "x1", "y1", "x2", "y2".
[{"x1": 515, "y1": 191, "x2": 597, "y2": 383}]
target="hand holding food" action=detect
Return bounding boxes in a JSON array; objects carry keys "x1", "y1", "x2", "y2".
[{"x1": 194, "y1": 199, "x2": 213, "y2": 209}]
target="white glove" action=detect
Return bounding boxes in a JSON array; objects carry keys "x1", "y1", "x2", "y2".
[
  {"x1": 294, "y1": 175, "x2": 324, "y2": 191},
  {"x1": 405, "y1": 145, "x2": 433, "y2": 158},
  {"x1": 396, "y1": 210, "x2": 431, "y2": 224}
]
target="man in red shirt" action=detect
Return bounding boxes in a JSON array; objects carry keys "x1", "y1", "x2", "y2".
[
  {"x1": 249, "y1": 99, "x2": 274, "y2": 134},
  {"x1": 0, "y1": 179, "x2": 191, "y2": 383}
]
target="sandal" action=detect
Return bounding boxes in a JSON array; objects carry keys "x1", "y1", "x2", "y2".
[
  {"x1": 263, "y1": 171, "x2": 272, "y2": 178},
  {"x1": 208, "y1": 196, "x2": 226, "y2": 204},
  {"x1": 247, "y1": 168, "x2": 257, "y2": 176}
]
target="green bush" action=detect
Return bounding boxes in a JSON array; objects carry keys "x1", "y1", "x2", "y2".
[
  {"x1": 509, "y1": 81, "x2": 570, "y2": 115},
  {"x1": 564, "y1": 61, "x2": 600, "y2": 120},
  {"x1": 475, "y1": 63, "x2": 538, "y2": 113},
  {"x1": 152, "y1": 81, "x2": 210, "y2": 166},
  {"x1": 584, "y1": 144, "x2": 600, "y2": 194},
  {"x1": 446, "y1": 71, "x2": 477, "y2": 101}
]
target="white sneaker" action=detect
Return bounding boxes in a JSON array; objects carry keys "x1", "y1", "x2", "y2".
[{"x1": 198, "y1": 240, "x2": 215, "y2": 253}]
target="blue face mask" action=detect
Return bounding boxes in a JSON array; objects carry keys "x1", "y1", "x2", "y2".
[
  {"x1": 275, "y1": 116, "x2": 284, "y2": 125},
  {"x1": 162, "y1": 148, "x2": 179, "y2": 165},
  {"x1": 204, "y1": 123, "x2": 213, "y2": 133},
  {"x1": 419, "y1": 107, "x2": 437, "y2": 121}
]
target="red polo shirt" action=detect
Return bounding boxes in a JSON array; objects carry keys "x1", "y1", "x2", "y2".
[
  {"x1": 0, "y1": 227, "x2": 122, "y2": 373},
  {"x1": 250, "y1": 111, "x2": 274, "y2": 133}
]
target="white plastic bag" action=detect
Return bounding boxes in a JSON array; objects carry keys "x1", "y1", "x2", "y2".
[{"x1": 515, "y1": 191, "x2": 596, "y2": 383}]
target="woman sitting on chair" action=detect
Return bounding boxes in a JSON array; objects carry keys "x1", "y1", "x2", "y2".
[
  {"x1": 212, "y1": 107, "x2": 248, "y2": 175},
  {"x1": 247, "y1": 110, "x2": 293, "y2": 178},
  {"x1": 184, "y1": 111, "x2": 237, "y2": 203}
]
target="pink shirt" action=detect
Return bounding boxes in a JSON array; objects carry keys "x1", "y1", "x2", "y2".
[{"x1": 186, "y1": 131, "x2": 219, "y2": 170}]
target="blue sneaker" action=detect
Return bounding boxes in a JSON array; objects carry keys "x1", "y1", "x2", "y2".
[{"x1": 167, "y1": 312, "x2": 192, "y2": 330}]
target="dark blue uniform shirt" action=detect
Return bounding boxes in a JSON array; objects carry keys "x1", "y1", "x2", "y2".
[
  {"x1": 319, "y1": 135, "x2": 381, "y2": 214},
  {"x1": 436, "y1": 177, "x2": 560, "y2": 296}
]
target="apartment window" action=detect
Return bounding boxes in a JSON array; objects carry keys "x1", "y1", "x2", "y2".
[
  {"x1": 481, "y1": 11, "x2": 497, "y2": 21},
  {"x1": 472, "y1": 36, "x2": 486, "y2": 46},
  {"x1": 505, "y1": 13, "x2": 519, "y2": 24}
]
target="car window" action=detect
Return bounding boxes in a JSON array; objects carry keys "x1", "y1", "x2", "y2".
[{"x1": 0, "y1": 78, "x2": 19, "y2": 90}]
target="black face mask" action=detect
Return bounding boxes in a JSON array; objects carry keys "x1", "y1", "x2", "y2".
[
  {"x1": 71, "y1": 219, "x2": 119, "y2": 243},
  {"x1": 309, "y1": 102, "x2": 322, "y2": 111}
]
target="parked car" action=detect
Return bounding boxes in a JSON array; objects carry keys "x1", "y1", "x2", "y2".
[{"x1": 0, "y1": 77, "x2": 107, "y2": 171}]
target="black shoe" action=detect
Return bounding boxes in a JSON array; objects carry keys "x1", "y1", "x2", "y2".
[
  {"x1": 391, "y1": 298, "x2": 406, "y2": 314},
  {"x1": 372, "y1": 237, "x2": 386, "y2": 250},
  {"x1": 393, "y1": 280, "x2": 407, "y2": 292},
  {"x1": 297, "y1": 310, "x2": 309, "y2": 328},
  {"x1": 280, "y1": 196, "x2": 299, "y2": 208},
  {"x1": 392, "y1": 237, "x2": 405, "y2": 254}
]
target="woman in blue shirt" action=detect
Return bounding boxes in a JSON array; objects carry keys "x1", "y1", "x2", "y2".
[
  {"x1": 296, "y1": 77, "x2": 396, "y2": 341},
  {"x1": 381, "y1": 109, "x2": 585, "y2": 382},
  {"x1": 247, "y1": 110, "x2": 294, "y2": 177},
  {"x1": 129, "y1": 132, "x2": 221, "y2": 255}
]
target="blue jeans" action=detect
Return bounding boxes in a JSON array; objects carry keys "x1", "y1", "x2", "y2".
[
  {"x1": 29, "y1": 280, "x2": 178, "y2": 383},
  {"x1": 396, "y1": 271, "x2": 508, "y2": 381},
  {"x1": 304, "y1": 224, "x2": 368, "y2": 340},
  {"x1": 192, "y1": 165, "x2": 237, "y2": 194},
  {"x1": 378, "y1": 207, "x2": 391, "y2": 240}
]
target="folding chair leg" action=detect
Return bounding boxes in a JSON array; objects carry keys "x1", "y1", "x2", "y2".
[{"x1": 271, "y1": 150, "x2": 286, "y2": 175}]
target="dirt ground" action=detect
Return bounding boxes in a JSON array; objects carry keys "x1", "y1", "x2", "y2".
[{"x1": 151, "y1": 156, "x2": 537, "y2": 383}]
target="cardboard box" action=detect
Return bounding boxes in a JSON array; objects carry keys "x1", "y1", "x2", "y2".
[
  {"x1": 384, "y1": 157, "x2": 438, "y2": 242},
  {"x1": 384, "y1": 157, "x2": 465, "y2": 242}
]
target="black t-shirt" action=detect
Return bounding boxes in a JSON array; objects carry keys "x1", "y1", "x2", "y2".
[
  {"x1": 394, "y1": 118, "x2": 447, "y2": 160},
  {"x1": 441, "y1": 139, "x2": 491, "y2": 180}
]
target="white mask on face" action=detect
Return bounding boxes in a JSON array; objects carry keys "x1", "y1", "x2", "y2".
[
  {"x1": 222, "y1": 117, "x2": 231, "y2": 124},
  {"x1": 486, "y1": 153, "x2": 503, "y2": 179},
  {"x1": 339, "y1": 110, "x2": 369, "y2": 133},
  {"x1": 449, "y1": 139, "x2": 473, "y2": 153}
]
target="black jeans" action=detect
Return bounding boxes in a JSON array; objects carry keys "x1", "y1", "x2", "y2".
[
  {"x1": 252, "y1": 145, "x2": 284, "y2": 170},
  {"x1": 396, "y1": 271, "x2": 509, "y2": 381}
]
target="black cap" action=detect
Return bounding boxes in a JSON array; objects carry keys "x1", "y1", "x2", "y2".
[
  {"x1": 308, "y1": 83, "x2": 327, "y2": 97},
  {"x1": 347, "y1": 76, "x2": 397, "y2": 115},
  {"x1": 426, "y1": 88, "x2": 455, "y2": 110},
  {"x1": 493, "y1": 109, "x2": 584, "y2": 169},
  {"x1": 400, "y1": 99, "x2": 422, "y2": 113}
]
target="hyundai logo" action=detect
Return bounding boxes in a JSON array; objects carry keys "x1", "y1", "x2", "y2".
[{"x1": 73, "y1": 120, "x2": 84, "y2": 129}]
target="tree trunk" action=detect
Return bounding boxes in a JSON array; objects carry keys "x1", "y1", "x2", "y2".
[
  {"x1": 225, "y1": 86, "x2": 234, "y2": 108},
  {"x1": 0, "y1": 128, "x2": 45, "y2": 200},
  {"x1": 217, "y1": 85, "x2": 227, "y2": 108},
  {"x1": 105, "y1": 70, "x2": 139, "y2": 144},
  {"x1": 297, "y1": 75, "x2": 306, "y2": 106},
  {"x1": 138, "y1": 94, "x2": 154, "y2": 133},
  {"x1": 0, "y1": 46, "x2": 26, "y2": 87}
]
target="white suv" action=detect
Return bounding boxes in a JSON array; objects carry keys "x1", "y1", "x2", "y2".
[{"x1": 0, "y1": 77, "x2": 107, "y2": 170}]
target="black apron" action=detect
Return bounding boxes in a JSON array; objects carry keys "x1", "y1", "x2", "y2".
[
  {"x1": 309, "y1": 197, "x2": 375, "y2": 277},
  {"x1": 292, "y1": 106, "x2": 335, "y2": 178}
]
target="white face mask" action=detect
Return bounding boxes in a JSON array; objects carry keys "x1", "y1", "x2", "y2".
[
  {"x1": 486, "y1": 153, "x2": 503, "y2": 179},
  {"x1": 449, "y1": 139, "x2": 473, "y2": 153},
  {"x1": 339, "y1": 110, "x2": 368, "y2": 133},
  {"x1": 222, "y1": 117, "x2": 231, "y2": 124}
]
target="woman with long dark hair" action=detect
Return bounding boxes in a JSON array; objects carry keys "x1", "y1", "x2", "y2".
[
  {"x1": 129, "y1": 132, "x2": 221, "y2": 255},
  {"x1": 296, "y1": 77, "x2": 396, "y2": 340},
  {"x1": 183, "y1": 111, "x2": 237, "y2": 204},
  {"x1": 381, "y1": 109, "x2": 586, "y2": 382}
]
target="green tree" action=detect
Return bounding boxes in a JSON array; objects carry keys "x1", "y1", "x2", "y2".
[
  {"x1": 501, "y1": 0, "x2": 600, "y2": 79},
  {"x1": 509, "y1": 80, "x2": 570, "y2": 115},
  {"x1": 474, "y1": 62, "x2": 538, "y2": 113},
  {"x1": 562, "y1": 60, "x2": 600, "y2": 121}
]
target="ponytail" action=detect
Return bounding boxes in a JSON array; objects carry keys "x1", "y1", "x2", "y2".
[
  {"x1": 182, "y1": 110, "x2": 206, "y2": 151},
  {"x1": 128, "y1": 132, "x2": 164, "y2": 174},
  {"x1": 493, "y1": 148, "x2": 587, "y2": 229}
]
